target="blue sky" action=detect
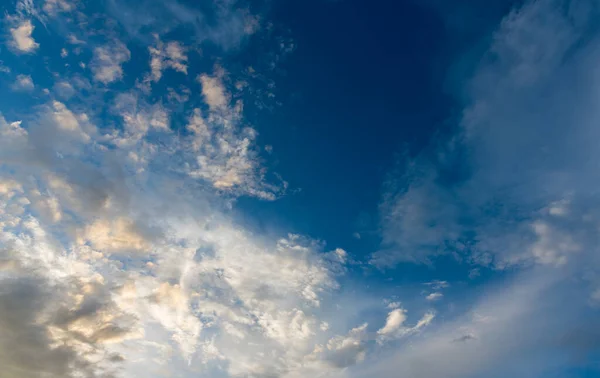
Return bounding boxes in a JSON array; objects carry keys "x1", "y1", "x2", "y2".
[{"x1": 1, "y1": 0, "x2": 600, "y2": 377}]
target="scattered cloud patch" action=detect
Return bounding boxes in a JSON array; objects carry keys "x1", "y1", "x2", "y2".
[
  {"x1": 12, "y1": 74, "x2": 34, "y2": 91},
  {"x1": 147, "y1": 37, "x2": 188, "y2": 82},
  {"x1": 186, "y1": 69, "x2": 284, "y2": 199},
  {"x1": 376, "y1": 307, "x2": 435, "y2": 344},
  {"x1": 426, "y1": 292, "x2": 443, "y2": 301},
  {"x1": 8, "y1": 19, "x2": 39, "y2": 53},
  {"x1": 198, "y1": 71, "x2": 230, "y2": 111},
  {"x1": 90, "y1": 40, "x2": 131, "y2": 84}
]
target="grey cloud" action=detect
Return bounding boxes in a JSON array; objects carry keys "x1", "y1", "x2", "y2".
[
  {"x1": 0, "y1": 276, "x2": 122, "y2": 378},
  {"x1": 0, "y1": 278, "x2": 74, "y2": 378}
]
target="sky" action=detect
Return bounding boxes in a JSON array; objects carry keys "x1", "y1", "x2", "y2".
[{"x1": 1, "y1": 0, "x2": 600, "y2": 377}]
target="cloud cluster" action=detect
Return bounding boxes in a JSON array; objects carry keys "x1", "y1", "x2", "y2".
[
  {"x1": 0, "y1": 103, "x2": 350, "y2": 376},
  {"x1": 0, "y1": 85, "x2": 432, "y2": 376},
  {"x1": 0, "y1": 0, "x2": 420, "y2": 370}
]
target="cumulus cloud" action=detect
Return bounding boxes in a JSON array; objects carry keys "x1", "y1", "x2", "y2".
[
  {"x1": 0, "y1": 175, "x2": 355, "y2": 376},
  {"x1": 90, "y1": 40, "x2": 131, "y2": 84},
  {"x1": 12, "y1": 74, "x2": 34, "y2": 91},
  {"x1": 8, "y1": 19, "x2": 39, "y2": 53}
]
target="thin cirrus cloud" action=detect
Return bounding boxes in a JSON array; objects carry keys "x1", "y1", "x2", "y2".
[
  {"x1": 364, "y1": 0, "x2": 600, "y2": 375},
  {"x1": 105, "y1": 0, "x2": 260, "y2": 49},
  {"x1": 374, "y1": 0, "x2": 600, "y2": 273}
]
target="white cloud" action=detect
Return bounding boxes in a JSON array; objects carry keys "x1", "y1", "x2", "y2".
[
  {"x1": 0, "y1": 1, "x2": 525, "y2": 376},
  {"x1": 185, "y1": 70, "x2": 284, "y2": 199},
  {"x1": 377, "y1": 308, "x2": 407, "y2": 336},
  {"x1": 111, "y1": 92, "x2": 170, "y2": 147},
  {"x1": 9, "y1": 19, "x2": 39, "y2": 53},
  {"x1": 77, "y1": 217, "x2": 150, "y2": 253},
  {"x1": 48, "y1": 101, "x2": 93, "y2": 141},
  {"x1": 426, "y1": 292, "x2": 443, "y2": 301},
  {"x1": 0, "y1": 101, "x2": 363, "y2": 377},
  {"x1": 12, "y1": 74, "x2": 34, "y2": 91},
  {"x1": 376, "y1": 307, "x2": 434, "y2": 344},
  {"x1": 0, "y1": 184, "x2": 358, "y2": 376},
  {"x1": 414, "y1": 312, "x2": 435, "y2": 329},
  {"x1": 90, "y1": 40, "x2": 131, "y2": 84},
  {"x1": 198, "y1": 72, "x2": 230, "y2": 111},
  {"x1": 148, "y1": 37, "x2": 188, "y2": 82}
]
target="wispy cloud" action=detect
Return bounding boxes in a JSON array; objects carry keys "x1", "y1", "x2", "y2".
[
  {"x1": 106, "y1": 0, "x2": 260, "y2": 49},
  {"x1": 366, "y1": 1, "x2": 600, "y2": 375},
  {"x1": 374, "y1": 0, "x2": 600, "y2": 273}
]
